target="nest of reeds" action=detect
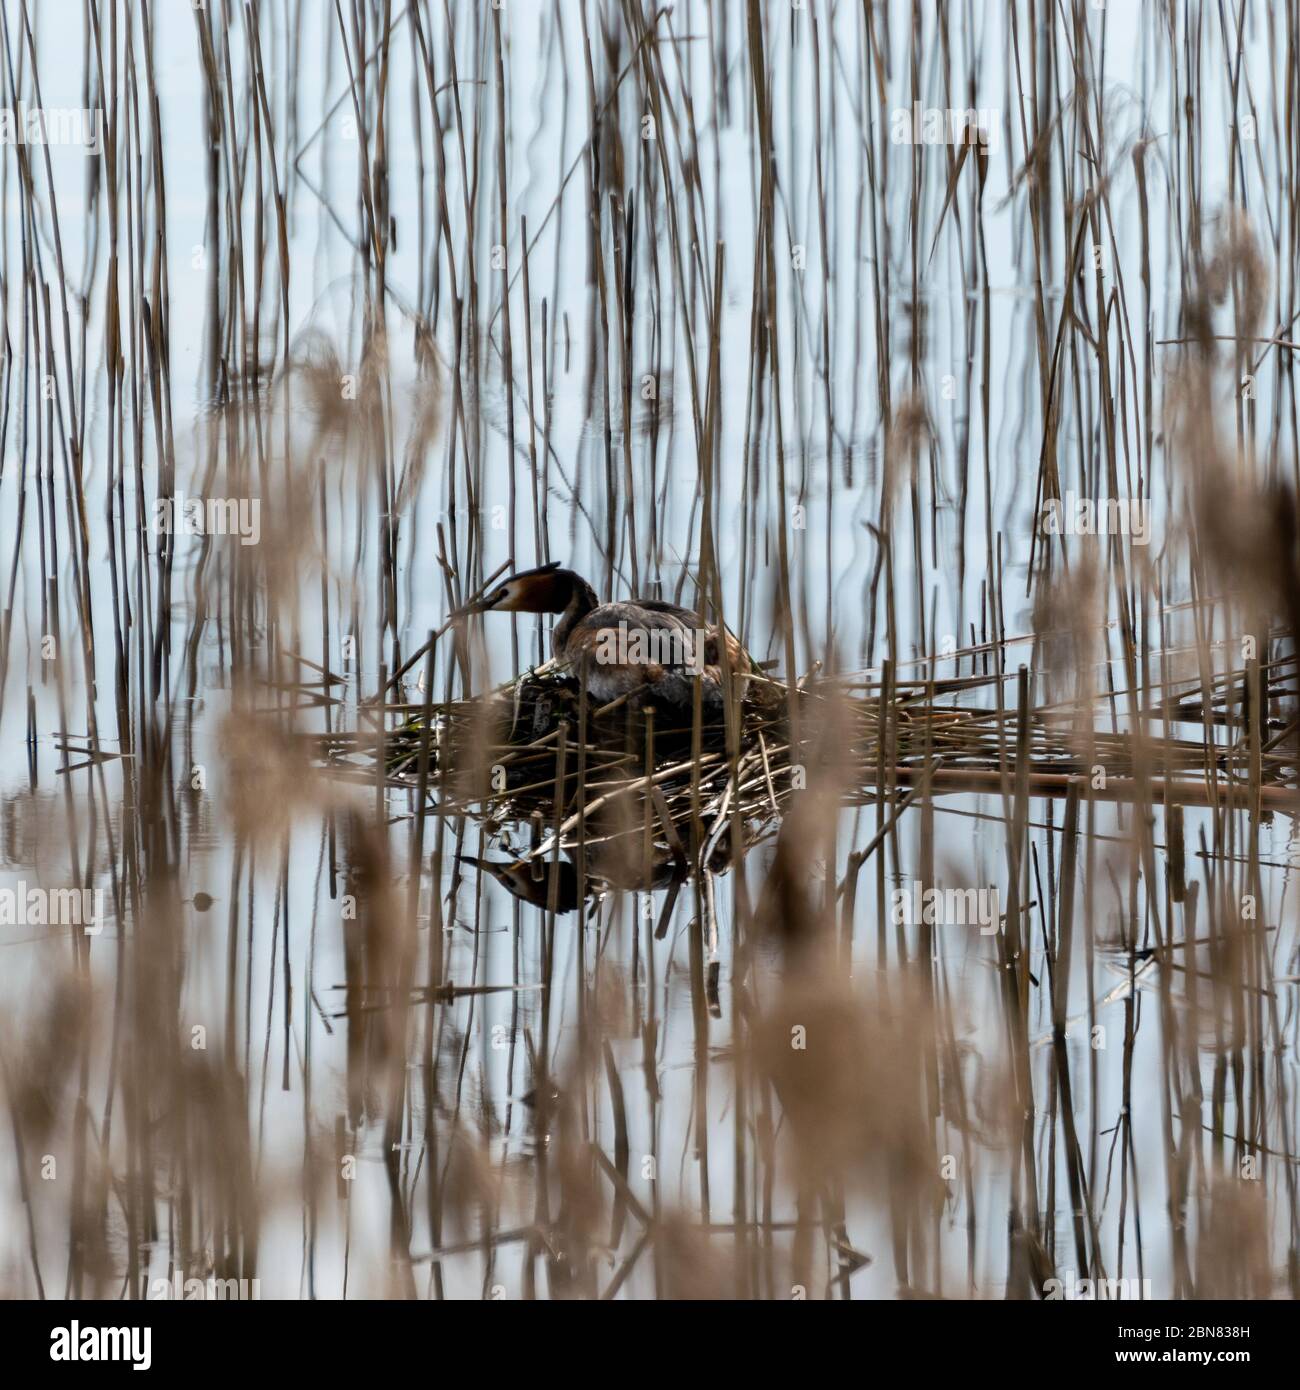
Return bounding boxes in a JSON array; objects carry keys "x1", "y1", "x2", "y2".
[
  {"x1": 316, "y1": 641, "x2": 1300, "y2": 867},
  {"x1": 318, "y1": 665, "x2": 795, "y2": 866}
]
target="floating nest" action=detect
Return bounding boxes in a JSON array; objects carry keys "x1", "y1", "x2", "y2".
[
  {"x1": 316, "y1": 666, "x2": 795, "y2": 866},
  {"x1": 313, "y1": 646, "x2": 1300, "y2": 860}
]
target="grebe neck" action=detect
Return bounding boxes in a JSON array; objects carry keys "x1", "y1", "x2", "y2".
[{"x1": 552, "y1": 573, "x2": 599, "y2": 657}]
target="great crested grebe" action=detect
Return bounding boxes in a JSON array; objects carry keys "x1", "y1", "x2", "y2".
[{"x1": 460, "y1": 562, "x2": 756, "y2": 710}]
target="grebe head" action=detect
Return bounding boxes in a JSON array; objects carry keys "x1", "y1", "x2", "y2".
[{"x1": 461, "y1": 562, "x2": 591, "y2": 616}]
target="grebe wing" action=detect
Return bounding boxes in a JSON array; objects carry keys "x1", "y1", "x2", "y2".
[
  {"x1": 570, "y1": 602, "x2": 695, "y2": 641},
  {"x1": 562, "y1": 602, "x2": 698, "y2": 676},
  {"x1": 633, "y1": 597, "x2": 701, "y2": 625},
  {"x1": 636, "y1": 601, "x2": 755, "y2": 673}
]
